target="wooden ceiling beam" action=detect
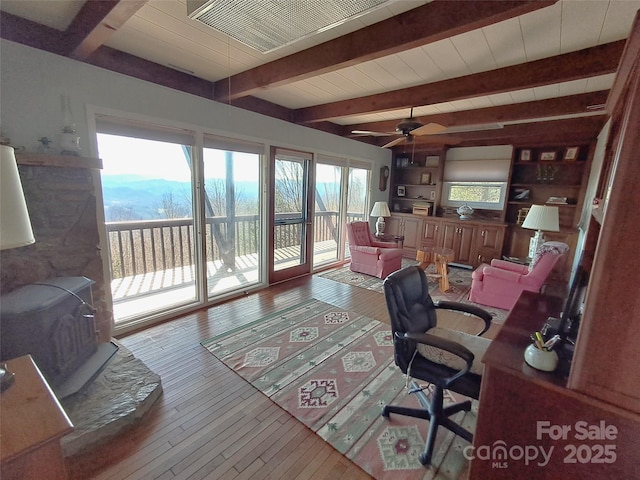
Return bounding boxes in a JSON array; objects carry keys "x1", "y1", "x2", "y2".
[
  {"x1": 84, "y1": 46, "x2": 214, "y2": 99},
  {"x1": 402, "y1": 115, "x2": 607, "y2": 147},
  {"x1": 345, "y1": 91, "x2": 610, "y2": 137},
  {"x1": 66, "y1": 0, "x2": 148, "y2": 60},
  {"x1": 213, "y1": 0, "x2": 557, "y2": 102},
  {"x1": 296, "y1": 41, "x2": 625, "y2": 124},
  {"x1": 0, "y1": 11, "x2": 67, "y2": 55}
]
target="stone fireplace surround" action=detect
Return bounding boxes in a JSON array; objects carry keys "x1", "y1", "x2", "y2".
[{"x1": 0, "y1": 152, "x2": 162, "y2": 456}]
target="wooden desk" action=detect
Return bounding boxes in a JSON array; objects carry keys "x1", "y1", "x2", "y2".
[
  {"x1": 0, "y1": 355, "x2": 73, "y2": 480},
  {"x1": 469, "y1": 291, "x2": 640, "y2": 479}
]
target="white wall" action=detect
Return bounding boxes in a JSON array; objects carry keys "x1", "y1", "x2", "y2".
[{"x1": 0, "y1": 40, "x2": 391, "y2": 206}]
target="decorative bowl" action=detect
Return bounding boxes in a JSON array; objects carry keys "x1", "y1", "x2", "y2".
[{"x1": 457, "y1": 204, "x2": 474, "y2": 219}]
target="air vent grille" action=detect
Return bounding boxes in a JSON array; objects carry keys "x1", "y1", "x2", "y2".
[{"x1": 187, "y1": 0, "x2": 390, "y2": 53}]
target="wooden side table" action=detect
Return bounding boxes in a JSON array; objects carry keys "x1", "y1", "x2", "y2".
[
  {"x1": 374, "y1": 233, "x2": 404, "y2": 249},
  {"x1": 0, "y1": 355, "x2": 73, "y2": 480}
]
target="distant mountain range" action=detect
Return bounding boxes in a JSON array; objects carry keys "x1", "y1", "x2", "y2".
[{"x1": 101, "y1": 174, "x2": 259, "y2": 221}]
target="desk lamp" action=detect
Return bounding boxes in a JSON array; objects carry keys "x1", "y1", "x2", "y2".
[
  {"x1": 370, "y1": 201, "x2": 391, "y2": 237},
  {"x1": 521, "y1": 205, "x2": 559, "y2": 259}
]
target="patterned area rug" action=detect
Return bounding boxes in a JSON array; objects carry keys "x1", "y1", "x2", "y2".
[
  {"x1": 319, "y1": 262, "x2": 509, "y2": 324},
  {"x1": 202, "y1": 299, "x2": 477, "y2": 480}
]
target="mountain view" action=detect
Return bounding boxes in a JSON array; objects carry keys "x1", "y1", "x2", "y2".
[{"x1": 101, "y1": 174, "x2": 259, "y2": 221}]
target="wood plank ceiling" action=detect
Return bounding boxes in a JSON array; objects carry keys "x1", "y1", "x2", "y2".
[{"x1": 2, "y1": 0, "x2": 639, "y2": 148}]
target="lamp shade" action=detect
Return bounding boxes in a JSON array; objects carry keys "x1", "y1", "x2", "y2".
[
  {"x1": 521, "y1": 205, "x2": 559, "y2": 232},
  {"x1": 370, "y1": 201, "x2": 391, "y2": 218},
  {"x1": 0, "y1": 145, "x2": 35, "y2": 249}
]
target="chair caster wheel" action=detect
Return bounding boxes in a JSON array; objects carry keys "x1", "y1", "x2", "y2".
[
  {"x1": 419, "y1": 453, "x2": 431, "y2": 465},
  {"x1": 381, "y1": 406, "x2": 390, "y2": 418}
]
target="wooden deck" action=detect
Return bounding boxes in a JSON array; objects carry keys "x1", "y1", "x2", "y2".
[
  {"x1": 65, "y1": 271, "x2": 501, "y2": 480},
  {"x1": 111, "y1": 240, "x2": 341, "y2": 323}
]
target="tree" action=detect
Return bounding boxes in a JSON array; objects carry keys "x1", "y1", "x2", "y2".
[{"x1": 154, "y1": 192, "x2": 191, "y2": 219}]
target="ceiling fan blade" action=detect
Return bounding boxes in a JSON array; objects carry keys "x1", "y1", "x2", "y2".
[
  {"x1": 411, "y1": 122, "x2": 448, "y2": 136},
  {"x1": 382, "y1": 137, "x2": 406, "y2": 148},
  {"x1": 351, "y1": 130, "x2": 395, "y2": 137}
]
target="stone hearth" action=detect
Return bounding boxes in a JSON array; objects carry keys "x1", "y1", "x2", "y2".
[{"x1": 60, "y1": 340, "x2": 162, "y2": 457}]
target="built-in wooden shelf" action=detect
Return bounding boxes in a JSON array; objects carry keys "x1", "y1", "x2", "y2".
[{"x1": 16, "y1": 152, "x2": 102, "y2": 169}]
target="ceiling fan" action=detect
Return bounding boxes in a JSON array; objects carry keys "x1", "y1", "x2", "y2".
[{"x1": 351, "y1": 108, "x2": 461, "y2": 148}]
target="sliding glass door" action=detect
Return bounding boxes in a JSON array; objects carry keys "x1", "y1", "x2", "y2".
[
  {"x1": 345, "y1": 166, "x2": 371, "y2": 258},
  {"x1": 269, "y1": 147, "x2": 314, "y2": 283},
  {"x1": 313, "y1": 162, "x2": 343, "y2": 266},
  {"x1": 97, "y1": 129, "x2": 198, "y2": 324},
  {"x1": 203, "y1": 135, "x2": 263, "y2": 297}
]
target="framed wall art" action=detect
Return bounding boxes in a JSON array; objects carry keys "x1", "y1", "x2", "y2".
[
  {"x1": 564, "y1": 146, "x2": 579, "y2": 161},
  {"x1": 540, "y1": 151, "x2": 557, "y2": 161},
  {"x1": 397, "y1": 185, "x2": 406, "y2": 197}
]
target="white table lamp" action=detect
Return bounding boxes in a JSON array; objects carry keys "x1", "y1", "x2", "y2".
[
  {"x1": 521, "y1": 205, "x2": 559, "y2": 259},
  {"x1": 0, "y1": 145, "x2": 35, "y2": 250},
  {"x1": 370, "y1": 201, "x2": 391, "y2": 236}
]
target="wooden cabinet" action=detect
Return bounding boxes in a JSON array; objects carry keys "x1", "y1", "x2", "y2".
[
  {"x1": 475, "y1": 224, "x2": 506, "y2": 265},
  {"x1": 387, "y1": 213, "x2": 420, "y2": 257},
  {"x1": 504, "y1": 144, "x2": 593, "y2": 282},
  {"x1": 1, "y1": 355, "x2": 73, "y2": 480},
  {"x1": 391, "y1": 213, "x2": 506, "y2": 267},
  {"x1": 440, "y1": 221, "x2": 476, "y2": 265},
  {"x1": 470, "y1": 292, "x2": 640, "y2": 479},
  {"x1": 419, "y1": 217, "x2": 441, "y2": 250},
  {"x1": 507, "y1": 145, "x2": 590, "y2": 229},
  {"x1": 390, "y1": 149, "x2": 444, "y2": 216}
]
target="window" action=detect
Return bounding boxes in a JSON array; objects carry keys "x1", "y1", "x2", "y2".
[
  {"x1": 442, "y1": 181, "x2": 507, "y2": 210},
  {"x1": 442, "y1": 146, "x2": 512, "y2": 211}
]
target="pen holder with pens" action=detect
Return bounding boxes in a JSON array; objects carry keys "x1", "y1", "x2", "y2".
[{"x1": 524, "y1": 343, "x2": 559, "y2": 372}]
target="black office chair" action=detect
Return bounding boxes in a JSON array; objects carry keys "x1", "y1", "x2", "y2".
[{"x1": 382, "y1": 265, "x2": 493, "y2": 466}]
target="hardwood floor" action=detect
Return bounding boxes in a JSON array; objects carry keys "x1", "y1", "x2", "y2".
[{"x1": 65, "y1": 273, "x2": 500, "y2": 480}]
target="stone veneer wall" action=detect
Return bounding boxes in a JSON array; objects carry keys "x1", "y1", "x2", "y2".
[{"x1": 0, "y1": 154, "x2": 113, "y2": 341}]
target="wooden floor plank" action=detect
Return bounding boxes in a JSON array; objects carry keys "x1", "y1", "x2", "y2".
[{"x1": 66, "y1": 272, "x2": 486, "y2": 480}]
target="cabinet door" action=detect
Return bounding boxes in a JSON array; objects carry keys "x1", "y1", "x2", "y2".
[
  {"x1": 421, "y1": 218, "x2": 441, "y2": 248},
  {"x1": 441, "y1": 222, "x2": 476, "y2": 265},
  {"x1": 457, "y1": 224, "x2": 476, "y2": 265},
  {"x1": 476, "y1": 225, "x2": 506, "y2": 265},
  {"x1": 401, "y1": 216, "x2": 421, "y2": 251},
  {"x1": 440, "y1": 222, "x2": 459, "y2": 252}
]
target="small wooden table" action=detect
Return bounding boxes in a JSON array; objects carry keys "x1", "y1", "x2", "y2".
[
  {"x1": 374, "y1": 233, "x2": 404, "y2": 249},
  {"x1": 0, "y1": 355, "x2": 73, "y2": 480},
  {"x1": 416, "y1": 247, "x2": 455, "y2": 291}
]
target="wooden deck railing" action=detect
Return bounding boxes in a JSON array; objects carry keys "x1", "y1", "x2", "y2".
[{"x1": 106, "y1": 211, "x2": 364, "y2": 279}]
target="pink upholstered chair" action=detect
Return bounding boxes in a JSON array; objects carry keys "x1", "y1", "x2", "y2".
[
  {"x1": 346, "y1": 221, "x2": 403, "y2": 279},
  {"x1": 469, "y1": 241, "x2": 569, "y2": 310}
]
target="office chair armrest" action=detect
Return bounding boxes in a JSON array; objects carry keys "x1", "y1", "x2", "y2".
[
  {"x1": 401, "y1": 332, "x2": 473, "y2": 385},
  {"x1": 434, "y1": 300, "x2": 492, "y2": 336}
]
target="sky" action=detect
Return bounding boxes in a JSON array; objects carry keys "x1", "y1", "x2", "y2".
[
  {"x1": 96, "y1": 133, "x2": 363, "y2": 185},
  {"x1": 97, "y1": 133, "x2": 260, "y2": 182}
]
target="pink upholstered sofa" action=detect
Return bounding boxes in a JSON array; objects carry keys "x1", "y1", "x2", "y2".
[
  {"x1": 469, "y1": 241, "x2": 569, "y2": 310},
  {"x1": 346, "y1": 221, "x2": 403, "y2": 279}
]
